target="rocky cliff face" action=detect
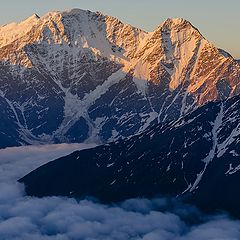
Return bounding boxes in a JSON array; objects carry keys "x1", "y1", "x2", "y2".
[{"x1": 0, "y1": 9, "x2": 240, "y2": 147}]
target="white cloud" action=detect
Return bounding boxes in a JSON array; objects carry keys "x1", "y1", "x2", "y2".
[
  {"x1": 0, "y1": 144, "x2": 240, "y2": 240},
  {"x1": 0, "y1": 143, "x2": 96, "y2": 183}
]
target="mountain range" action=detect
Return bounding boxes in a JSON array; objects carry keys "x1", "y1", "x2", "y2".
[
  {"x1": 0, "y1": 8, "x2": 239, "y2": 217},
  {"x1": 1, "y1": 8, "x2": 240, "y2": 148}
]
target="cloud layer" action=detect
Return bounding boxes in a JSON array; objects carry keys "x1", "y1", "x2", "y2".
[{"x1": 0, "y1": 144, "x2": 240, "y2": 240}]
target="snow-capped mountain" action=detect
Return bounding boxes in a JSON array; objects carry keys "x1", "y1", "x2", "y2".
[
  {"x1": 1, "y1": 9, "x2": 240, "y2": 148},
  {"x1": 19, "y1": 94, "x2": 240, "y2": 216}
]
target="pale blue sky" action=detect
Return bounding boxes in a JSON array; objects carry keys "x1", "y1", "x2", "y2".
[{"x1": 1, "y1": 0, "x2": 239, "y2": 58}]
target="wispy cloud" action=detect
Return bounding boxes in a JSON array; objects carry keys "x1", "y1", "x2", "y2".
[{"x1": 0, "y1": 144, "x2": 240, "y2": 240}]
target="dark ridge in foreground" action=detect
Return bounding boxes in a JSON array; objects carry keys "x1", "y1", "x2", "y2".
[{"x1": 19, "y1": 95, "x2": 240, "y2": 217}]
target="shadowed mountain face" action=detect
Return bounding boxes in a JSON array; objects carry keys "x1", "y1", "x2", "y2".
[
  {"x1": 0, "y1": 9, "x2": 240, "y2": 148},
  {"x1": 19, "y1": 95, "x2": 240, "y2": 216}
]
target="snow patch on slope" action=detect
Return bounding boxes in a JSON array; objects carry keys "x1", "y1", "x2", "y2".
[
  {"x1": 54, "y1": 69, "x2": 127, "y2": 142},
  {"x1": 190, "y1": 103, "x2": 224, "y2": 192}
]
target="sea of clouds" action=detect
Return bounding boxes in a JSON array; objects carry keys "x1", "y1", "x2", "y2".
[{"x1": 0, "y1": 144, "x2": 240, "y2": 240}]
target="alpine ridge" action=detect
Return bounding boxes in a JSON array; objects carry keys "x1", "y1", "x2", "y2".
[
  {"x1": 0, "y1": 8, "x2": 240, "y2": 148},
  {"x1": 19, "y1": 94, "x2": 240, "y2": 216}
]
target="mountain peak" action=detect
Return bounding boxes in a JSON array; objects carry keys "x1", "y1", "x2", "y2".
[
  {"x1": 31, "y1": 13, "x2": 40, "y2": 19},
  {"x1": 158, "y1": 17, "x2": 192, "y2": 29},
  {"x1": 60, "y1": 8, "x2": 92, "y2": 16},
  {"x1": 163, "y1": 17, "x2": 188, "y2": 26},
  {"x1": 21, "y1": 13, "x2": 40, "y2": 23},
  {"x1": 0, "y1": 13, "x2": 40, "y2": 48},
  {"x1": 155, "y1": 17, "x2": 201, "y2": 34},
  {"x1": 154, "y1": 17, "x2": 203, "y2": 43},
  {"x1": 43, "y1": 8, "x2": 102, "y2": 20}
]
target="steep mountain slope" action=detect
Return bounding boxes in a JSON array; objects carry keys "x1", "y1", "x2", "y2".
[
  {"x1": 19, "y1": 95, "x2": 240, "y2": 216},
  {"x1": 1, "y1": 9, "x2": 240, "y2": 147}
]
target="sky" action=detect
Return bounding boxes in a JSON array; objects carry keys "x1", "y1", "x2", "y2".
[{"x1": 0, "y1": 0, "x2": 239, "y2": 58}]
